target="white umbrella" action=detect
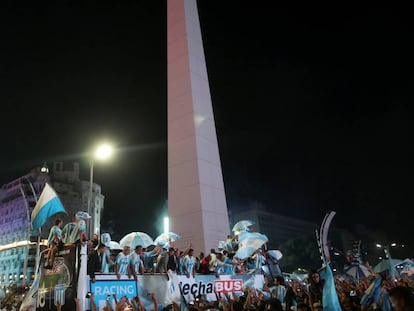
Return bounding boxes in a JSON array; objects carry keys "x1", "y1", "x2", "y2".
[
  {"x1": 108, "y1": 241, "x2": 122, "y2": 250},
  {"x1": 154, "y1": 232, "x2": 180, "y2": 246},
  {"x1": 232, "y1": 220, "x2": 255, "y2": 233},
  {"x1": 120, "y1": 232, "x2": 154, "y2": 249}
]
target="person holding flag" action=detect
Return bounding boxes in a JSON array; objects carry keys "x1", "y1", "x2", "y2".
[
  {"x1": 70, "y1": 211, "x2": 91, "y2": 247},
  {"x1": 44, "y1": 219, "x2": 63, "y2": 269},
  {"x1": 30, "y1": 183, "x2": 66, "y2": 271}
]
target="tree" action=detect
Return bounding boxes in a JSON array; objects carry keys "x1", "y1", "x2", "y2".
[{"x1": 278, "y1": 234, "x2": 321, "y2": 273}]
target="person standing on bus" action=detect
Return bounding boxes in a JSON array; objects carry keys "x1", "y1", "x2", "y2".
[
  {"x1": 45, "y1": 219, "x2": 63, "y2": 269},
  {"x1": 116, "y1": 246, "x2": 131, "y2": 279}
]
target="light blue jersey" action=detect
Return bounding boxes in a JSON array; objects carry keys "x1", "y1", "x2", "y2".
[
  {"x1": 47, "y1": 226, "x2": 62, "y2": 247},
  {"x1": 129, "y1": 252, "x2": 143, "y2": 274},
  {"x1": 143, "y1": 251, "x2": 156, "y2": 271},
  {"x1": 69, "y1": 219, "x2": 86, "y2": 243},
  {"x1": 223, "y1": 257, "x2": 234, "y2": 275},
  {"x1": 254, "y1": 253, "x2": 266, "y2": 272},
  {"x1": 271, "y1": 285, "x2": 286, "y2": 303},
  {"x1": 183, "y1": 255, "x2": 196, "y2": 275},
  {"x1": 101, "y1": 248, "x2": 111, "y2": 273},
  {"x1": 61, "y1": 222, "x2": 76, "y2": 243},
  {"x1": 116, "y1": 252, "x2": 130, "y2": 275}
]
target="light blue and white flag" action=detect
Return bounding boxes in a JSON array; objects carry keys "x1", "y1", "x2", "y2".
[
  {"x1": 321, "y1": 264, "x2": 342, "y2": 311},
  {"x1": 31, "y1": 183, "x2": 66, "y2": 230},
  {"x1": 360, "y1": 275, "x2": 382, "y2": 308}
]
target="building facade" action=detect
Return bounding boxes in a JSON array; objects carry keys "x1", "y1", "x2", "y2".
[
  {"x1": 0, "y1": 162, "x2": 104, "y2": 287},
  {"x1": 50, "y1": 161, "x2": 105, "y2": 236},
  {"x1": 231, "y1": 208, "x2": 318, "y2": 249},
  {"x1": 0, "y1": 169, "x2": 47, "y2": 287}
]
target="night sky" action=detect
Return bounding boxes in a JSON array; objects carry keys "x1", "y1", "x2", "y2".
[{"x1": 1, "y1": 2, "x2": 412, "y2": 246}]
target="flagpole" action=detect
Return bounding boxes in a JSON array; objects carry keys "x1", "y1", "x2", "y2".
[
  {"x1": 28, "y1": 180, "x2": 42, "y2": 281},
  {"x1": 20, "y1": 177, "x2": 40, "y2": 285},
  {"x1": 32, "y1": 185, "x2": 41, "y2": 281},
  {"x1": 19, "y1": 185, "x2": 32, "y2": 286},
  {"x1": 34, "y1": 228, "x2": 42, "y2": 280},
  {"x1": 87, "y1": 159, "x2": 94, "y2": 237}
]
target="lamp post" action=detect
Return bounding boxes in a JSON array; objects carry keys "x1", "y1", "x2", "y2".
[{"x1": 87, "y1": 143, "x2": 113, "y2": 237}]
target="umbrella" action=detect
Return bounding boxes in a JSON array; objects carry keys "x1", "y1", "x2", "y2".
[
  {"x1": 267, "y1": 250, "x2": 283, "y2": 261},
  {"x1": 344, "y1": 264, "x2": 371, "y2": 280},
  {"x1": 107, "y1": 241, "x2": 122, "y2": 250},
  {"x1": 232, "y1": 220, "x2": 255, "y2": 233},
  {"x1": 154, "y1": 232, "x2": 180, "y2": 246},
  {"x1": 374, "y1": 259, "x2": 404, "y2": 273},
  {"x1": 120, "y1": 232, "x2": 154, "y2": 249}
]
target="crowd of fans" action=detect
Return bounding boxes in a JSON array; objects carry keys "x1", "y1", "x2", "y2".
[
  {"x1": 50, "y1": 272, "x2": 414, "y2": 311},
  {"x1": 84, "y1": 232, "x2": 414, "y2": 311},
  {"x1": 1, "y1": 212, "x2": 414, "y2": 310},
  {"x1": 88, "y1": 243, "x2": 281, "y2": 280}
]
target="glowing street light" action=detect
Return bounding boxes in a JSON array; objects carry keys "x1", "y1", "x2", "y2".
[
  {"x1": 88, "y1": 143, "x2": 114, "y2": 236},
  {"x1": 94, "y1": 144, "x2": 113, "y2": 160},
  {"x1": 163, "y1": 217, "x2": 169, "y2": 234}
]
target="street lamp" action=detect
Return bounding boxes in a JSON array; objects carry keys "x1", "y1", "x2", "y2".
[{"x1": 87, "y1": 143, "x2": 113, "y2": 236}]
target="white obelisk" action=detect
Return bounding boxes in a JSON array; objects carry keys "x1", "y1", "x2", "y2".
[{"x1": 167, "y1": 0, "x2": 230, "y2": 253}]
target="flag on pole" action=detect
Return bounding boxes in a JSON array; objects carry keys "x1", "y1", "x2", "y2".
[{"x1": 31, "y1": 183, "x2": 66, "y2": 230}]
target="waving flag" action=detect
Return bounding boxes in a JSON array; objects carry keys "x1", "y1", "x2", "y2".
[
  {"x1": 360, "y1": 275, "x2": 382, "y2": 308},
  {"x1": 31, "y1": 183, "x2": 66, "y2": 230},
  {"x1": 321, "y1": 264, "x2": 342, "y2": 311}
]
